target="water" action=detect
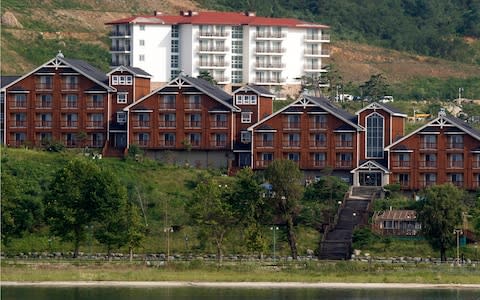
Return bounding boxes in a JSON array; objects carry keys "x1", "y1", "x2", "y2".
[{"x1": 2, "y1": 286, "x2": 478, "y2": 300}]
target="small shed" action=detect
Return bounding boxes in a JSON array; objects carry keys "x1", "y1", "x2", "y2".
[{"x1": 372, "y1": 209, "x2": 421, "y2": 236}]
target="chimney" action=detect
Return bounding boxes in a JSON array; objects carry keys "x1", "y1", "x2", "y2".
[
  {"x1": 153, "y1": 11, "x2": 163, "y2": 16},
  {"x1": 244, "y1": 11, "x2": 256, "y2": 17}
]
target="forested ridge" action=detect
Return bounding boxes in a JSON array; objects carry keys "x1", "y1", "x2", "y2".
[{"x1": 199, "y1": 0, "x2": 480, "y2": 64}]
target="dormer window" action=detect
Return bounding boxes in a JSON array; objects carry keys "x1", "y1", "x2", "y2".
[
  {"x1": 117, "y1": 92, "x2": 128, "y2": 104},
  {"x1": 236, "y1": 94, "x2": 257, "y2": 105},
  {"x1": 112, "y1": 75, "x2": 133, "y2": 85}
]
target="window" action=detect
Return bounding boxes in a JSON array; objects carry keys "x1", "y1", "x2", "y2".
[
  {"x1": 285, "y1": 133, "x2": 300, "y2": 147},
  {"x1": 13, "y1": 113, "x2": 26, "y2": 127},
  {"x1": 423, "y1": 173, "x2": 437, "y2": 186},
  {"x1": 366, "y1": 113, "x2": 384, "y2": 158},
  {"x1": 63, "y1": 113, "x2": 78, "y2": 127},
  {"x1": 171, "y1": 40, "x2": 179, "y2": 53},
  {"x1": 286, "y1": 115, "x2": 300, "y2": 129},
  {"x1": 336, "y1": 153, "x2": 352, "y2": 167},
  {"x1": 13, "y1": 132, "x2": 26, "y2": 145},
  {"x1": 117, "y1": 92, "x2": 127, "y2": 104},
  {"x1": 241, "y1": 131, "x2": 251, "y2": 143},
  {"x1": 90, "y1": 94, "x2": 104, "y2": 108},
  {"x1": 312, "y1": 115, "x2": 327, "y2": 129},
  {"x1": 139, "y1": 25, "x2": 145, "y2": 31},
  {"x1": 89, "y1": 113, "x2": 103, "y2": 127},
  {"x1": 37, "y1": 94, "x2": 52, "y2": 108},
  {"x1": 171, "y1": 55, "x2": 179, "y2": 68},
  {"x1": 213, "y1": 114, "x2": 227, "y2": 128},
  {"x1": 311, "y1": 133, "x2": 326, "y2": 147},
  {"x1": 231, "y1": 56, "x2": 243, "y2": 69},
  {"x1": 137, "y1": 133, "x2": 150, "y2": 146},
  {"x1": 260, "y1": 133, "x2": 274, "y2": 147},
  {"x1": 231, "y1": 70, "x2": 243, "y2": 84},
  {"x1": 90, "y1": 133, "x2": 104, "y2": 147},
  {"x1": 38, "y1": 132, "x2": 52, "y2": 144},
  {"x1": 163, "y1": 133, "x2": 176, "y2": 147},
  {"x1": 13, "y1": 94, "x2": 27, "y2": 108},
  {"x1": 186, "y1": 114, "x2": 201, "y2": 128},
  {"x1": 236, "y1": 95, "x2": 244, "y2": 105},
  {"x1": 213, "y1": 133, "x2": 227, "y2": 147},
  {"x1": 241, "y1": 112, "x2": 252, "y2": 123},
  {"x1": 63, "y1": 76, "x2": 78, "y2": 90},
  {"x1": 448, "y1": 135, "x2": 463, "y2": 149},
  {"x1": 421, "y1": 153, "x2": 437, "y2": 168},
  {"x1": 249, "y1": 95, "x2": 257, "y2": 105},
  {"x1": 188, "y1": 133, "x2": 201, "y2": 147},
  {"x1": 125, "y1": 76, "x2": 132, "y2": 85},
  {"x1": 64, "y1": 133, "x2": 77, "y2": 147},
  {"x1": 161, "y1": 95, "x2": 176, "y2": 109},
  {"x1": 448, "y1": 153, "x2": 463, "y2": 168},
  {"x1": 117, "y1": 112, "x2": 126, "y2": 123},
  {"x1": 422, "y1": 135, "x2": 437, "y2": 149},
  {"x1": 37, "y1": 75, "x2": 53, "y2": 90},
  {"x1": 232, "y1": 26, "x2": 243, "y2": 39},
  {"x1": 139, "y1": 39, "x2": 145, "y2": 46},
  {"x1": 161, "y1": 113, "x2": 176, "y2": 127},
  {"x1": 139, "y1": 54, "x2": 145, "y2": 61},
  {"x1": 37, "y1": 113, "x2": 52, "y2": 127},
  {"x1": 262, "y1": 153, "x2": 273, "y2": 162},
  {"x1": 186, "y1": 95, "x2": 201, "y2": 110},
  {"x1": 337, "y1": 133, "x2": 353, "y2": 147},
  {"x1": 394, "y1": 153, "x2": 410, "y2": 167},
  {"x1": 449, "y1": 173, "x2": 464, "y2": 187},
  {"x1": 64, "y1": 94, "x2": 78, "y2": 108},
  {"x1": 112, "y1": 75, "x2": 118, "y2": 85},
  {"x1": 136, "y1": 113, "x2": 150, "y2": 127},
  {"x1": 287, "y1": 152, "x2": 300, "y2": 162},
  {"x1": 397, "y1": 174, "x2": 410, "y2": 187},
  {"x1": 171, "y1": 25, "x2": 179, "y2": 38},
  {"x1": 312, "y1": 152, "x2": 326, "y2": 167}
]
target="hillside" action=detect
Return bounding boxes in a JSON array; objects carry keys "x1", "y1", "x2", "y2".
[{"x1": 1, "y1": 0, "x2": 480, "y2": 99}]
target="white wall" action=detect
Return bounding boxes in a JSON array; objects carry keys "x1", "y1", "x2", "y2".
[
  {"x1": 180, "y1": 25, "x2": 195, "y2": 76},
  {"x1": 283, "y1": 28, "x2": 304, "y2": 84},
  {"x1": 131, "y1": 24, "x2": 172, "y2": 82}
]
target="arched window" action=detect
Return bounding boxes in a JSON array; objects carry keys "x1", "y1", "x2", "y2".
[{"x1": 366, "y1": 113, "x2": 384, "y2": 158}]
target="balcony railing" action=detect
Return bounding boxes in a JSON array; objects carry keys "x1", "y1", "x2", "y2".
[
  {"x1": 256, "y1": 140, "x2": 274, "y2": 148},
  {"x1": 185, "y1": 104, "x2": 201, "y2": 110},
  {"x1": 35, "y1": 120, "x2": 52, "y2": 128},
  {"x1": 335, "y1": 141, "x2": 353, "y2": 148},
  {"x1": 134, "y1": 139, "x2": 151, "y2": 147},
  {"x1": 159, "y1": 121, "x2": 176, "y2": 128},
  {"x1": 419, "y1": 180, "x2": 436, "y2": 188},
  {"x1": 255, "y1": 47, "x2": 285, "y2": 54},
  {"x1": 211, "y1": 121, "x2": 228, "y2": 128},
  {"x1": 256, "y1": 160, "x2": 273, "y2": 168},
  {"x1": 185, "y1": 121, "x2": 201, "y2": 128},
  {"x1": 213, "y1": 76, "x2": 230, "y2": 83},
  {"x1": 86, "y1": 101, "x2": 104, "y2": 109},
  {"x1": 421, "y1": 142, "x2": 437, "y2": 150},
  {"x1": 419, "y1": 160, "x2": 437, "y2": 168},
  {"x1": 473, "y1": 161, "x2": 480, "y2": 168},
  {"x1": 210, "y1": 140, "x2": 228, "y2": 148},
  {"x1": 199, "y1": 31, "x2": 228, "y2": 37},
  {"x1": 87, "y1": 121, "x2": 104, "y2": 128},
  {"x1": 61, "y1": 84, "x2": 78, "y2": 91},
  {"x1": 254, "y1": 77, "x2": 284, "y2": 84},
  {"x1": 110, "y1": 30, "x2": 131, "y2": 36},
  {"x1": 61, "y1": 121, "x2": 78, "y2": 128},
  {"x1": 198, "y1": 46, "x2": 229, "y2": 52},
  {"x1": 159, "y1": 103, "x2": 176, "y2": 110},
  {"x1": 10, "y1": 100, "x2": 27, "y2": 109},
  {"x1": 159, "y1": 139, "x2": 176, "y2": 148},
  {"x1": 447, "y1": 143, "x2": 464, "y2": 150},
  {"x1": 283, "y1": 141, "x2": 301, "y2": 148},
  {"x1": 110, "y1": 45, "x2": 131, "y2": 52},
  {"x1": 198, "y1": 61, "x2": 229, "y2": 68},
  {"x1": 448, "y1": 180, "x2": 464, "y2": 187},
  {"x1": 65, "y1": 140, "x2": 78, "y2": 147},
  {"x1": 304, "y1": 49, "x2": 330, "y2": 56},
  {"x1": 10, "y1": 120, "x2": 27, "y2": 128},
  {"x1": 336, "y1": 160, "x2": 353, "y2": 168},
  {"x1": 311, "y1": 160, "x2": 327, "y2": 168},
  {"x1": 11, "y1": 140, "x2": 26, "y2": 147},
  {"x1": 448, "y1": 161, "x2": 464, "y2": 168},
  {"x1": 255, "y1": 32, "x2": 285, "y2": 39},
  {"x1": 61, "y1": 102, "x2": 78, "y2": 109},
  {"x1": 309, "y1": 140, "x2": 327, "y2": 148},
  {"x1": 36, "y1": 83, "x2": 53, "y2": 90},
  {"x1": 305, "y1": 34, "x2": 330, "y2": 42},
  {"x1": 283, "y1": 122, "x2": 301, "y2": 130},
  {"x1": 391, "y1": 160, "x2": 411, "y2": 168},
  {"x1": 35, "y1": 101, "x2": 52, "y2": 109},
  {"x1": 132, "y1": 121, "x2": 150, "y2": 128},
  {"x1": 393, "y1": 180, "x2": 411, "y2": 190},
  {"x1": 255, "y1": 62, "x2": 285, "y2": 69}
]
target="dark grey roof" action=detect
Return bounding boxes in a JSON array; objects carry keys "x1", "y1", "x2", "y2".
[
  {"x1": 245, "y1": 84, "x2": 275, "y2": 96},
  {"x1": 124, "y1": 66, "x2": 151, "y2": 77},
  {"x1": 334, "y1": 124, "x2": 356, "y2": 131},
  {"x1": 61, "y1": 58, "x2": 108, "y2": 84},
  {"x1": 1, "y1": 76, "x2": 20, "y2": 88},
  {"x1": 307, "y1": 95, "x2": 361, "y2": 129},
  {"x1": 444, "y1": 114, "x2": 480, "y2": 140},
  {"x1": 85, "y1": 85, "x2": 108, "y2": 92},
  {"x1": 182, "y1": 75, "x2": 233, "y2": 106},
  {"x1": 257, "y1": 124, "x2": 275, "y2": 130},
  {"x1": 392, "y1": 144, "x2": 410, "y2": 150}
]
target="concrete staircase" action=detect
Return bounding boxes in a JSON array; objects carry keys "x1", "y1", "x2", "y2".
[{"x1": 318, "y1": 186, "x2": 381, "y2": 260}]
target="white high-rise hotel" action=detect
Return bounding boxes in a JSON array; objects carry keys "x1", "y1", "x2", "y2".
[{"x1": 107, "y1": 11, "x2": 330, "y2": 93}]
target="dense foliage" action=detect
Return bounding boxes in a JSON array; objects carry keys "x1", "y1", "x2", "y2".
[{"x1": 199, "y1": 0, "x2": 480, "y2": 64}]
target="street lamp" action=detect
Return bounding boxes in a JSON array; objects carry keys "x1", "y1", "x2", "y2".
[
  {"x1": 270, "y1": 226, "x2": 279, "y2": 264},
  {"x1": 454, "y1": 228, "x2": 463, "y2": 265},
  {"x1": 164, "y1": 227, "x2": 173, "y2": 262},
  {"x1": 458, "y1": 87, "x2": 464, "y2": 100}
]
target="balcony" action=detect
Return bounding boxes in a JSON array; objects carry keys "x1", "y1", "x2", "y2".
[
  {"x1": 159, "y1": 103, "x2": 176, "y2": 110},
  {"x1": 87, "y1": 121, "x2": 104, "y2": 128},
  {"x1": 304, "y1": 49, "x2": 330, "y2": 57},
  {"x1": 9, "y1": 100, "x2": 27, "y2": 109},
  {"x1": 419, "y1": 180, "x2": 436, "y2": 188},
  {"x1": 134, "y1": 139, "x2": 151, "y2": 147},
  {"x1": 185, "y1": 103, "x2": 201, "y2": 110},
  {"x1": 336, "y1": 160, "x2": 353, "y2": 168},
  {"x1": 211, "y1": 121, "x2": 228, "y2": 128},
  {"x1": 447, "y1": 160, "x2": 464, "y2": 168},
  {"x1": 159, "y1": 139, "x2": 176, "y2": 148},
  {"x1": 420, "y1": 142, "x2": 437, "y2": 150},
  {"x1": 335, "y1": 141, "x2": 353, "y2": 148},
  {"x1": 255, "y1": 47, "x2": 285, "y2": 55},
  {"x1": 448, "y1": 180, "x2": 464, "y2": 188},
  {"x1": 311, "y1": 160, "x2": 327, "y2": 168},
  {"x1": 283, "y1": 122, "x2": 301, "y2": 130},
  {"x1": 213, "y1": 76, "x2": 230, "y2": 84},
  {"x1": 61, "y1": 84, "x2": 78, "y2": 91},
  {"x1": 256, "y1": 140, "x2": 274, "y2": 148},
  {"x1": 35, "y1": 83, "x2": 53, "y2": 91},
  {"x1": 255, "y1": 62, "x2": 285, "y2": 70},
  {"x1": 35, "y1": 101, "x2": 52, "y2": 109},
  {"x1": 61, "y1": 120, "x2": 78, "y2": 128},
  {"x1": 210, "y1": 140, "x2": 228, "y2": 149},
  {"x1": 309, "y1": 140, "x2": 327, "y2": 148},
  {"x1": 159, "y1": 120, "x2": 176, "y2": 128},
  {"x1": 305, "y1": 33, "x2": 330, "y2": 42},
  {"x1": 132, "y1": 121, "x2": 150, "y2": 128},
  {"x1": 198, "y1": 31, "x2": 228, "y2": 38},
  {"x1": 419, "y1": 160, "x2": 437, "y2": 168},
  {"x1": 61, "y1": 102, "x2": 78, "y2": 109},
  {"x1": 110, "y1": 45, "x2": 131, "y2": 52},
  {"x1": 198, "y1": 61, "x2": 228, "y2": 69},
  {"x1": 447, "y1": 143, "x2": 464, "y2": 150},
  {"x1": 86, "y1": 101, "x2": 104, "y2": 110},
  {"x1": 35, "y1": 120, "x2": 52, "y2": 128},
  {"x1": 185, "y1": 121, "x2": 202, "y2": 128},
  {"x1": 283, "y1": 140, "x2": 301, "y2": 148},
  {"x1": 254, "y1": 77, "x2": 285, "y2": 85},
  {"x1": 110, "y1": 30, "x2": 131, "y2": 37},
  {"x1": 10, "y1": 120, "x2": 26, "y2": 128},
  {"x1": 255, "y1": 32, "x2": 285, "y2": 39},
  {"x1": 391, "y1": 160, "x2": 411, "y2": 168},
  {"x1": 255, "y1": 159, "x2": 273, "y2": 168},
  {"x1": 310, "y1": 122, "x2": 327, "y2": 130},
  {"x1": 473, "y1": 161, "x2": 480, "y2": 169},
  {"x1": 198, "y1": 46, "x2": 229, "y2": 53},
  {"x1": 304, "y1": 64, "x2": 324, "y2": 72}
]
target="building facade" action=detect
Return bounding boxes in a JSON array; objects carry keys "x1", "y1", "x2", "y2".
[
  {"x1": 106, "y1": 11, "x2": 330, "y2": 94},
  {"x1": 2, "y1": 54, "x2": 480, "y2": 191}
]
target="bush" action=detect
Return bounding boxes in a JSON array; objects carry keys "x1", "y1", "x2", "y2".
[{"x1": 352, "y1": 228, "x2": 379, "y2": 249}]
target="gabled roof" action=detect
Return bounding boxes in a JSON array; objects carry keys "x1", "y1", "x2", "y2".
[
  {"x1": 374, "y1": 210, "x2": 417, "y2": 221},
  {"x1": 106, "y1": 11, "x2": 329, "y2": 29},
  {"x1": 107, "y1": 65, "x2": 152, "y2": 78},
  {"x1": 351, "y1": 160, "x2": 389, "y2": 174},
  {"x1": 356, "y1": 102, "x2": 408, "y2": 117},
  {"x1": 386, "y1": 111, "x2": 480, "y2": 150},
  {"x1": 233, "y1": 84, "x2": 275, "y2": 97},
  {"x1": 1, "y1": 76, "x2": 20, "y2": 88},
  {"x1": 1, "y1": 54, "x2": 115, "y2": 92},
  {"x1": 124, "y1": 75, "x2": 239, "y2": 112},
  {"x1": 248, "y1": 94, "x2": 363, "y2": 131}
]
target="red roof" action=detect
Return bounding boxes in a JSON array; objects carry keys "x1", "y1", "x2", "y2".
[{"x1": 106, "y1": 11, "x2": 329, "y2": 29}]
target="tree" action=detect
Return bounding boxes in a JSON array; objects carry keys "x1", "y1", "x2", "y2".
[
  {"x1": 302, "y1": 176, "x2": 349, "y2": 231},
  {"x1": 361, "y1": 73, "x2": 389, "y2": 101},
  {"x1": 264, "y1": 160, "x2": 303, "y2": 259},
  {"x1": 197, "y1": 70, "x2": 216, "y2": 84},
  {"x1": 187, "y1": 177, "x2": 235, "y2": 263},
  {"x1": 124, "y1": 199, "x2": 147, "y2": 262},
  {"x1": 228, "y1": 168, "x2": 268, "y2": 255},
  {"x1": 416, "y1": 184, "x2": 464, "y2": 262},
  {"x1": 44, "y1": 159, "x2": 127, "y2": 257}
]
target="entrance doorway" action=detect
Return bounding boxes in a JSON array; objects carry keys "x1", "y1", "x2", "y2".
[{"x1": 359, "y1": 172, "x2": 382, "y2": 186}]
